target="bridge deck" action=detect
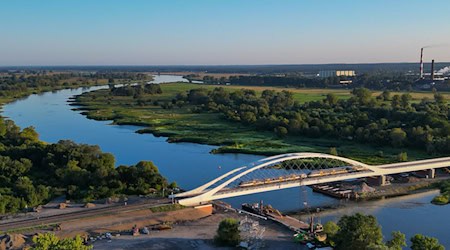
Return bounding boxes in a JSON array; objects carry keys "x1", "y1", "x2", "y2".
[{"x1": 176, "y1": 153, "x2": 450, "y2": 206}]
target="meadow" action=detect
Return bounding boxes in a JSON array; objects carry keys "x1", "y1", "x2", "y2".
[{"x1": 74, "y1": 82, "x2": 443, "y2": 164}]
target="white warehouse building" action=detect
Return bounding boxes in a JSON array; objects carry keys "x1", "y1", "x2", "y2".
[{"x1": 319, "y1": 70, "x2": 356, "y2": 78}]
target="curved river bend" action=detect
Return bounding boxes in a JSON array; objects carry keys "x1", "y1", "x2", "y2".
[{"x1": 2, "y1": 75, "x2": 449, "y2": 246}]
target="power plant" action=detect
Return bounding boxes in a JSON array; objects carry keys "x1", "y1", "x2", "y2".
[
  {"x1": 418, "y1": 47, "x2": 446, "y2": 82},
  {"x1": 431, "y1": 59, "x2": 435, "y2": 80},
  {"x1": 419, "y1": 47, "x2": 424, "y2": 79}
]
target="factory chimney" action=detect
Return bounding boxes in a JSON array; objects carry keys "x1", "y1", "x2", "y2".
[
  {"x1": 431, "y1": 59, "x2": 435, "y2": 80},
  {"x1": 420, "y1": 48, "x2": 424, "y2": 79}
]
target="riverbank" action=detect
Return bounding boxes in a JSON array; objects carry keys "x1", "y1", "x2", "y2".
[
  {"x1": 73, "y1": 82, "x2": 437, "y2": 164},
  {"x1": 0, "y1": 82, "x2": 105, "y2": 107},
  {"x1": 431, "y1": 179, "x2": 450, "y2": 205},
  {"x1": 287, "y1": 179, "x2": 449, "y2": 216}
]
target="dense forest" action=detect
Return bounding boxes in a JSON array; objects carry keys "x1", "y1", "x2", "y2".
[
  {"x1": 174, "y1": 87, "x2": 450, "y2": 154},
  {"x1": 109, "y1": 83, "x2": 162, "y2": 97},
  {"x1": 0, "y1": 117, "x2": 174, "y2": 214}
]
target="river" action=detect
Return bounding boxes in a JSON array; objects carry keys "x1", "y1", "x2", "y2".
[{"x1": 2, "y1": 75, "x2": 449, "y2": 246}]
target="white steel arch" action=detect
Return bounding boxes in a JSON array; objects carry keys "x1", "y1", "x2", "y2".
[
  {"x1": 175, "y1": 153, "x2": 450, "y2": 206},
  {"x1": 175, "y1": 153, "x2": 386, "y2": 205}
]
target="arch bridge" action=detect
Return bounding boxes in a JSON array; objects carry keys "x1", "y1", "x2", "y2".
[{"x1": 172, "y1": 153, "x2": 450, "y2": 206}]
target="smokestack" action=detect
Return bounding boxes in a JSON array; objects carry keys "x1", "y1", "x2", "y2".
[
  {"x1": 420, "y1": 48, "x2": 424, "y2": 79},
  {"x1": 431, "y1": 59, "x2": 435, "y2": 80}
]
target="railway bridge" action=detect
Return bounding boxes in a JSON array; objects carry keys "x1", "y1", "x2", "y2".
[{"x1": 172, "y1": 153, "x2": 449, "y2": 206}]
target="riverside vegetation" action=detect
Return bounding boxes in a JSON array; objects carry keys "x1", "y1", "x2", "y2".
[
  {"x1": 214, "y1": 213, "x2": 445, "y2": 249},
  {"x1": 0, "y1": 117, "x2": 175, "y2": 214},
  {"x1": 0, "y1": 72, "x2": 173, "y2": 215},
  {"x1": 75, "y1": 82, "x2": 450, "y2": 164},
  {"x1": 0, "y1": 70, "x2": 150, "y2": 105},
  {"x1": 431, "y1": 180, "x2": 450, "y2": 205},
  {"x1": 322, "y1": 213, "x2": 444, "y2": 250}
]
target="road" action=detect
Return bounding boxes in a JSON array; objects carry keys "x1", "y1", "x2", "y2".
[{"x1": 0, "y1": 198, "x2": 170, "y2": 232}]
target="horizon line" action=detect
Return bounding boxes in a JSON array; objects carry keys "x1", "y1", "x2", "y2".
[{"x1": 2, "y1": 61, "x2": 449, "y2": 68}]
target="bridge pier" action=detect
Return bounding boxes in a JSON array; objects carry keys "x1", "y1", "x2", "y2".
[
  {"x1": 377, "y1": 175, "x2": 387, "y2": 186},
  {"x1": 427, "y1": 169, "x2": 436, "y2": 179}
]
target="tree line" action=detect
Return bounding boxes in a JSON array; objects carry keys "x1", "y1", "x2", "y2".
[
  {"x1": 0, "y1": 72, "x2": 150, "y2": 98},
  {"x1": 0, "y1": 117, "x2": 174, "y2": 214},
  {"x1": 225, "y1": 74, "x2": 450, "y2": 91},
  {"x1": 108, "y1": 83, "x2": 162, "y2": 97},
  {"x1": 174, "y1": 87, "x2": 450, "y2": 154}
]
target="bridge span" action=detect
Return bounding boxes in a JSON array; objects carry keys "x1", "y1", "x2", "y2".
[{"x1": 172, "y1": 153, "x2": 450, "y2": 206}]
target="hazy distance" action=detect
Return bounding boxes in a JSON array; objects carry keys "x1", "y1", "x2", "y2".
[{"x1": 1, "y1": 0, "x2": 449, "y2": 66}]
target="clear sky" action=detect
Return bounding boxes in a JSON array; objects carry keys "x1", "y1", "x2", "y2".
[{"x1": 1, "y1": 0, "x2": 449, "y2": 66}]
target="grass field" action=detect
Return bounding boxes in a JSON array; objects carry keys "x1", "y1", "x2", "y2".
[
  {"x1": 153, "y1": 82, "x2": 450, "y2": 103},
  {"x1": 73, "y1": 82, "x2": 445, "y2": 164}
]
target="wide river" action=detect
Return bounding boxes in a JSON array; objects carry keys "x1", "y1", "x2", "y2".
[{"x1": 2, "y1": 75, "x2": 449, "y2": 246}]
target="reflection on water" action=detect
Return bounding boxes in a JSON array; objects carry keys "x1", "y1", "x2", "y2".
[
  {"x1": 149, "y1": 74, "x2": 201, "y2": 84},
  {"x1": 2, "y1": 75, "x2": 449, "y2": 247}
]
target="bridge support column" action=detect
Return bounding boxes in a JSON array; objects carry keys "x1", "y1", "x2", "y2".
[
  {"x1": 427, "y1": 169, "x2": 436, "y2": 179},
  {"x1": 377, "y1": 175, "x2": 387, "y2": 186}
]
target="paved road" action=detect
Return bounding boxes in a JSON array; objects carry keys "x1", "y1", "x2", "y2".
[{"x1": 0, "y1": 198, "x2": 170, "y2": 232}]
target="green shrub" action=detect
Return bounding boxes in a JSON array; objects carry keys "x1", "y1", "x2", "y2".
[
  {"x1": 431, "y1": 195, "x2": 449, "y2": 205},
  {"x1": 214, "y1": 218, "x2": 240, "y2": 246}
]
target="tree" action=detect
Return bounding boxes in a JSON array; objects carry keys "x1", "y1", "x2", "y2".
[
  {"x1": 214, "y1": 218, "x2": 240, "y2": 246},
  {"x1": 31, "y1": 233, "x2": 92, "y2": 250},
  {"x1": 390, "y1": 128, "x2": 407, "y2": 147},
  {"x1": 381, "y1": 90, "x2": 391, "y2": 101},
  {"x1": 240, "y1": 111, "x2": 257, "y2": 124},
  {"x1": 19, "y1": 126, "x2": 39, "y2": 143},
  {"x1": 391, "y1": 95, "x2": 401, "y2": 109},
  {"x1": 434, "y1": 92, "x2": 445, "y2": 105},
  {"x1": 329, "y1": 147, "x2": 338, "y2": 156},
  {"x1": 326, "y1": 93, "x2": 338, "y2": 105},
  {"x1": 410, "y1": 234, "x2": 444, "y2": 250},
  {"x1": 367, "y1": 244, "x2": 389, "y2": 250},
  {"x1": 397, "y1": 152, "x2": 408, "y2": 162},
  {"x1": 386, "y1": 231, "x2": 406, "y2": 250},
  {"x1": 400, "y1": 93, "x2": 412, "y2": 109},
  {"x1": 334, "y1": 213, "x2": 383, "y2": 250},
  {"x1": 352, "y1": 88, "x2": 372, "y2": 105},
  {"x1": 274, "y1": 126, "x2": 288, "y2": 138},
  {"x1": 323, "y1": 221, "x2": 340, "y2": 246}
]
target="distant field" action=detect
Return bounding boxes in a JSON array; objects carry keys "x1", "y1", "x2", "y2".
[{"x1": 160, "y1": 83, "x2": 450, "y2": 103}]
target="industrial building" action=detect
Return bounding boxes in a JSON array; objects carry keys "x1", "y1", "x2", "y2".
[{"x1": 318, "y1": 70, "x2": 356, "y2": 78}]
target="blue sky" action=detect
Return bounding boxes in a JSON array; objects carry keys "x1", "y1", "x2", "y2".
[{"x1": 1, "y1": 0, "x2": 449, "y2": 66}]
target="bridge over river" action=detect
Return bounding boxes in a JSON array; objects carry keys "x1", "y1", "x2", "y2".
[{"x1": 172, "y1": 153, "x2": 449, "y2": 206}]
